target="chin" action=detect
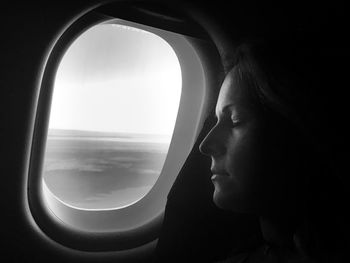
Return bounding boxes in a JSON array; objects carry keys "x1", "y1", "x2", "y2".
[
  {"x1": 213, "y1": 188, "x2": 237, "y2": 211},
  {"x1": 212, "y1": 191, "x2": 227, "y2": 210},
  {"x1": 213, "y1": 188, "x2": 254, "y2": 214}
]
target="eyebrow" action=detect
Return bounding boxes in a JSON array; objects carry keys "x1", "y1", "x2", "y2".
[
  {"x1": 218, "y1": 103, "x2": 238, "y2": 114},
  {"x1": 222, "y1": 104, "x2": 235, "y2": 114},
  {"x1": 215, "y1": 104, "x2": 236, "y2": 119},
  {"x1": 216, "y1": 102, "x2": 255, "y2": 120}
]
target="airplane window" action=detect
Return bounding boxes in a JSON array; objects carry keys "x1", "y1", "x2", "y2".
[{"x1": 43, "y1": 24, "x2": 182, "y2": 210}]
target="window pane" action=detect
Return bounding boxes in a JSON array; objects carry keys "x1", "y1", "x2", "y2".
[{"x1": 43, "y1": 24, "x2": 182, "y2": 210}]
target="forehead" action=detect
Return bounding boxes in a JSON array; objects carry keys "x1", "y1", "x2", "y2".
[{"x1": 216, "y1": 66, "x2": 253, "y2": 114}]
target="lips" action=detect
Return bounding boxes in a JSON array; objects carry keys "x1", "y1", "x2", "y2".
[{"x1": 210, "y1": 169, "x2": 229, "y2": 180}]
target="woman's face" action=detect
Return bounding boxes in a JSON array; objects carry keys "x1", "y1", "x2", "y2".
[{"x1": 199, "y1": 66, "x2": 285, "y2": 214}]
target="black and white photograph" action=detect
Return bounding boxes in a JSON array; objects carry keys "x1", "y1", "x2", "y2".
[{"x1": 1, "y1": 0, "x2": 349, "y2": 262}]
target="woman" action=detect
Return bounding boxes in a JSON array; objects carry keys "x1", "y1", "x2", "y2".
[{"x1": 199, "y1": 38, "x2": 348, "y2": 262}]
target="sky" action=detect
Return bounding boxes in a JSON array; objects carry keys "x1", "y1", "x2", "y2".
[{"x1": 49, "y1": 23, "x2": 182, "y2": 135}]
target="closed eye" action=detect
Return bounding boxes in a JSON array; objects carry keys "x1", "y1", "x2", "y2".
[
  {"x1": 216, "y1": 115, "x2": 240, "y2": 129},
  {"x1": 231, "y1": 116, "x2": 241, "y2": 127}
]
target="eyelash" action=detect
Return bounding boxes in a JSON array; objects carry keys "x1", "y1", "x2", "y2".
[
  {"x1": 212, "y1": 114, "x2": 240, "y2": 128},
  {"x1": 230, "y1": 118, "x2": 240, "y2": 128}
]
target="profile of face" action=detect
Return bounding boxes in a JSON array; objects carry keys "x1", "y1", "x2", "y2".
[{"x1": 199, "y1": 66, "x2": 291, "y2": 214}]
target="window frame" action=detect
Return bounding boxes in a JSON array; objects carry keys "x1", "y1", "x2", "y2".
[{"x1": 26, "y1": 1, "x2": 221, "y2": 252}]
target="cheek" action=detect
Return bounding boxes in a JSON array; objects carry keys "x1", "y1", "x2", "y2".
[
  {"x1": 213, "y1": 128, "x2": 265, "y2": 212},
  {"x1": 226, "y1": 129, "x2": 263, "y2": 190}
]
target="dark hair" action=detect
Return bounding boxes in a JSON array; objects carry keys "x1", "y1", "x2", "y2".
[{"x1": 227, "y1": 38, "x2": 349, "y2": 261}]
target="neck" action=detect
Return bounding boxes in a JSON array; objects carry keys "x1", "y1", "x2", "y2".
[{"x1": 259, "y1": 213, "x2": 297, "y2": 251}]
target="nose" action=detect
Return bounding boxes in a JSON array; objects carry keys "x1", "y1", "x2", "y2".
[{"x1": 199, "y1": 124, "x2": 225, "y2": 157}]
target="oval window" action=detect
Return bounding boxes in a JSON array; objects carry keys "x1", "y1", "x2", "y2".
[{"x1": 43, "y1": 23, "x2": 182, "y2": 210}]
